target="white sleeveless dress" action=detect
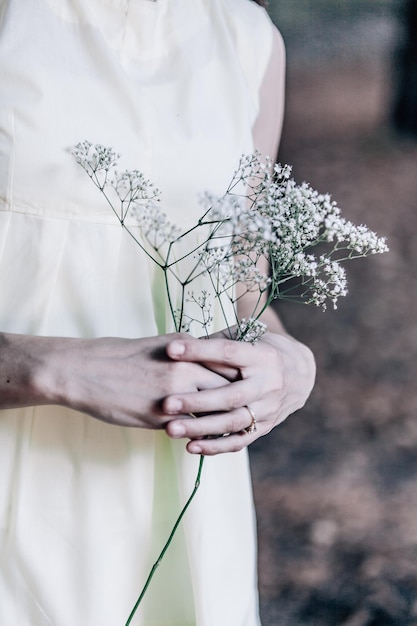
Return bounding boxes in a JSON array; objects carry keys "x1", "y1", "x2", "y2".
[{"x1": 0, "y1": 1, "x2": 276, "y2": 624}]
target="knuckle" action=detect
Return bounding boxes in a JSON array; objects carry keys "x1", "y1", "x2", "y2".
[
  {"x1": 222, "y1": 340, "x2": 239, "y2": 362},
  {"x1": 265, "y1": 350, "x2": 282, "y2": 375},
  {"x1": 163, "y1": 379, "x2": 177, "y2": 397},
  {"x1": 164, "y1": 367, "x2": 181, "y2": 395},
  {"x1": 225, "y1": 389, "x2": 243, "y2": 411},
  {"x1": 174, "y1": 360, "x2": 189, "y2": 377},
  {"x1": 186, "y1": 396, "x2": 205, "y2": 413},
  {"x1": 168, "y1": 362, "x2": 195, "y2": 393},
  {"x1": 228, "y1": 415, "x2": 245, "y2": 433}
]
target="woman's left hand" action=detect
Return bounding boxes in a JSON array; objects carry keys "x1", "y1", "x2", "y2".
[{"x1": 164, "y1": 331, "x2": 316, "y2": 455}]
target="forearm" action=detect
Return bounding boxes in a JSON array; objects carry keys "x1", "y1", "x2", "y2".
[
  {"x1": 0, "y1": 332, "x2": 233, "y2": 429},
  {"x1": 0, "y1": 332, "x2": 60, "y2": 409}
]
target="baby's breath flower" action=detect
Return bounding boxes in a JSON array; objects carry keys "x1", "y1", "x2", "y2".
[
  {"x1": 72, "y1": 141, "x2": 120, "y2": 176},
  {"x1": 130, "y1": 200, "x2": 180, "y2": 247},
  {"x1": 234, "y1": 318, "x2": 268, "y2": 343},
  {"x1": 199, "y1": 245, "x2": 231, "y2": 276},
  {"x1": 216, "y1": 256, "x2": 271, "y2": 293},
  {"x1": 177, "y1": 291, "x2": 213, "y2": 336},
  {"x1": 73, "y1": 142, "x2": 388, "y2": 318},
  {"x1": 111, "y1": 169, "x2": 159, "y2": 206}
]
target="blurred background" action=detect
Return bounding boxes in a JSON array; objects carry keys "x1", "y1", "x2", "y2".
[{"x1": 249, "y1": 1, "x2": 417, "y2": 625}]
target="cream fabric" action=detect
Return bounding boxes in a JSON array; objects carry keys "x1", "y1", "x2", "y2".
[{"x1": 0, "y1": 1, "x2": 276, "y2": 624}]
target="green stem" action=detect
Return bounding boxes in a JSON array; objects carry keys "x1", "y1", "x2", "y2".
[
  {"x1": 163, "y1": 269, "x2": 178, "y2": 330},
  {"x1": 124, "y1": 455, "x2": 205, "y2": 626}
]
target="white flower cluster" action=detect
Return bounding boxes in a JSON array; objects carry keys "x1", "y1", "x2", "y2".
[
  {"x1": 73, "y1": 142, "x2": 388, "y2": 339},
  {"x1": 111, "y1": 169, "x2": 159, "y2": 206},
  {"x1": 130, "y1": 200, "x2": 181, "y2": 250},
  {"x1": 234, "y1": 318, "x2": 268, "y2": 344},
  {"x1": 208, "y1": 153, "x2": 388, "y2": 310},
  {"x1": 177, "y1": 291, "x2": 213, "y2": 336},
  {"x1": 201, "y1": 191, "x2": 275, "y2": 258},
  {"x1": 72, "y1": 141, "x2": 120, "y2": 185},
  {"x1": 213, "y1": 255, "x2": 271, "y2": 294},
  {"x1": 72, "y1": 141, "x2": 178, "y2": 245}
]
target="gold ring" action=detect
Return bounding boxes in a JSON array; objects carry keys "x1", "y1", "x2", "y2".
[{"x1": 244, "y1": 405, "x2": 257, "y2": 434}]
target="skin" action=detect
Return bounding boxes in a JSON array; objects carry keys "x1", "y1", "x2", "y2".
[
  {"x1": 164, "y1": 320, "x2": 316, "y2": 455},
  {"x1": 0, "y1": 26, "x2": 316, "y2": 454},
  {"x1": 0, "y1": 333, "x2": 230, "y2": 428}
]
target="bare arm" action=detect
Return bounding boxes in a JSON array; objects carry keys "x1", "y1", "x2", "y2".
[{"x1": 0, "y1": 332, "x2": 230, "y2": 428}]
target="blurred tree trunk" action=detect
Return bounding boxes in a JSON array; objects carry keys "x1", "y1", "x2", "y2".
[{"x1": 392, "y1": 0, "x2": 417, "y2": 136}]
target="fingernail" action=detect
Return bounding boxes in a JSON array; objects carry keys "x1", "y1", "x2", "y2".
[
  {"x1": 166, "y1": 398, "x2": 183, "y2": 413},
  {"x1": 169, "y1": 342, "x2": 185, "y2": 357},
  {"x1": 169, "y1": 423, "x2": 186, "y2": 437},
  {"x1": 188, "y1": 444, "x2": 202, "y2": 454}
]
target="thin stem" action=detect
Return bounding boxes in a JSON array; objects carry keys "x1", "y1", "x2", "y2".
[
  {"x1": 165, "y1": 222, "x2": 228, "y2": 270},
  {"x1": 206, "y1": 272, "x2": 235, "y2": 339},
  {"x1": 124, "y1": 455, "x2": 205, "y2": 626},
  {"x1": 163, "y1": 269, "x2": 179, "y2": 330}
]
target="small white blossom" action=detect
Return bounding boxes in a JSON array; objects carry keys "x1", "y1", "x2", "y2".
[
  {"x1": 234, "y1": 318, "x2": 268, "y2": 343},
  {"x1": 73, "y1": 142, "x2": 388, "y2": 323},
  {"x1": 111, "y1": 169, "x2": 159, "y2": 206},
  {"x1": 72, "y1": 141, "x2": 120, "y2": 177},
  {"x1": 130, "y1": 199, "x2": 180, "y2": 247},
  {"x1": 177, "y1": 291, "x2": 214, "y2": 336}
]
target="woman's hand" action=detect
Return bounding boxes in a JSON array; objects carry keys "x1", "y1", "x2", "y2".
[
  {"x1": 164, "y1": 331, "x2": 316, "y2": 455},
  {"x1": 0, "y1": 332, "x2": 230, "y2": 429},
  {"x1": 1, "y1": 326, "x2": 315, "y2": 444}
]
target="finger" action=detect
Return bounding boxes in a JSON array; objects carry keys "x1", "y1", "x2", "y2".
[
  {"x1": 167, "y1": 337, "x2": 256, "y2": 370},
  {"x1": 166, "y1": 339, "x2": 240, "y2": 381},
  {"x1": 201, "y1": 330, "x2": 242, "y2": 380},
  {"x1": 163, "y1": 378, "x2": 259, "y2": 416},
  {"x1": 193, "y1": 365, "x2": 232, "y2": 390},
  {"x1": 166, "y1": 405, "x2": 256, "y2": 440},
  {"x1": 186, "y1": 428, "x2": 262, "y2": 456},
  {"x1": 197, "y1": 360, "x2": 241, "y2": 382}
]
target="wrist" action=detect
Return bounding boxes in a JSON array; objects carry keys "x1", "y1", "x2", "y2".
[
  {"x1": 279, "y1": 334, "x2": 317, "y2": 407},
  {"x1": 0, "y1": 333, "x2": 69, "y2": 409}
]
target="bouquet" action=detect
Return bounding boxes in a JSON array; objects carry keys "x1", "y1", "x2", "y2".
[{"x1": 72, "y1": 141, "x2": 388, "y2": 623}]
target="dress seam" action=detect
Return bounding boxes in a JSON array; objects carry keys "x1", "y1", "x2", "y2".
[{"x1": 0, "y1": 203, "x2": 125, "y2": 227}]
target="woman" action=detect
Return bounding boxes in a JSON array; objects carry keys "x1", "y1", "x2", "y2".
[{"x1": 0, "y1": 0, "x2": 315, "y2": 624}]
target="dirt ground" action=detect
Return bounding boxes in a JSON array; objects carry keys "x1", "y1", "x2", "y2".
[{"x1": 249, "y1": 54, "x2": 417, "y2": 625}]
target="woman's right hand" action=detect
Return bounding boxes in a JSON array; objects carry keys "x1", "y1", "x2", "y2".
[{"x1": 0, "y1": 333, "x2": 229, "y2": 428}]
